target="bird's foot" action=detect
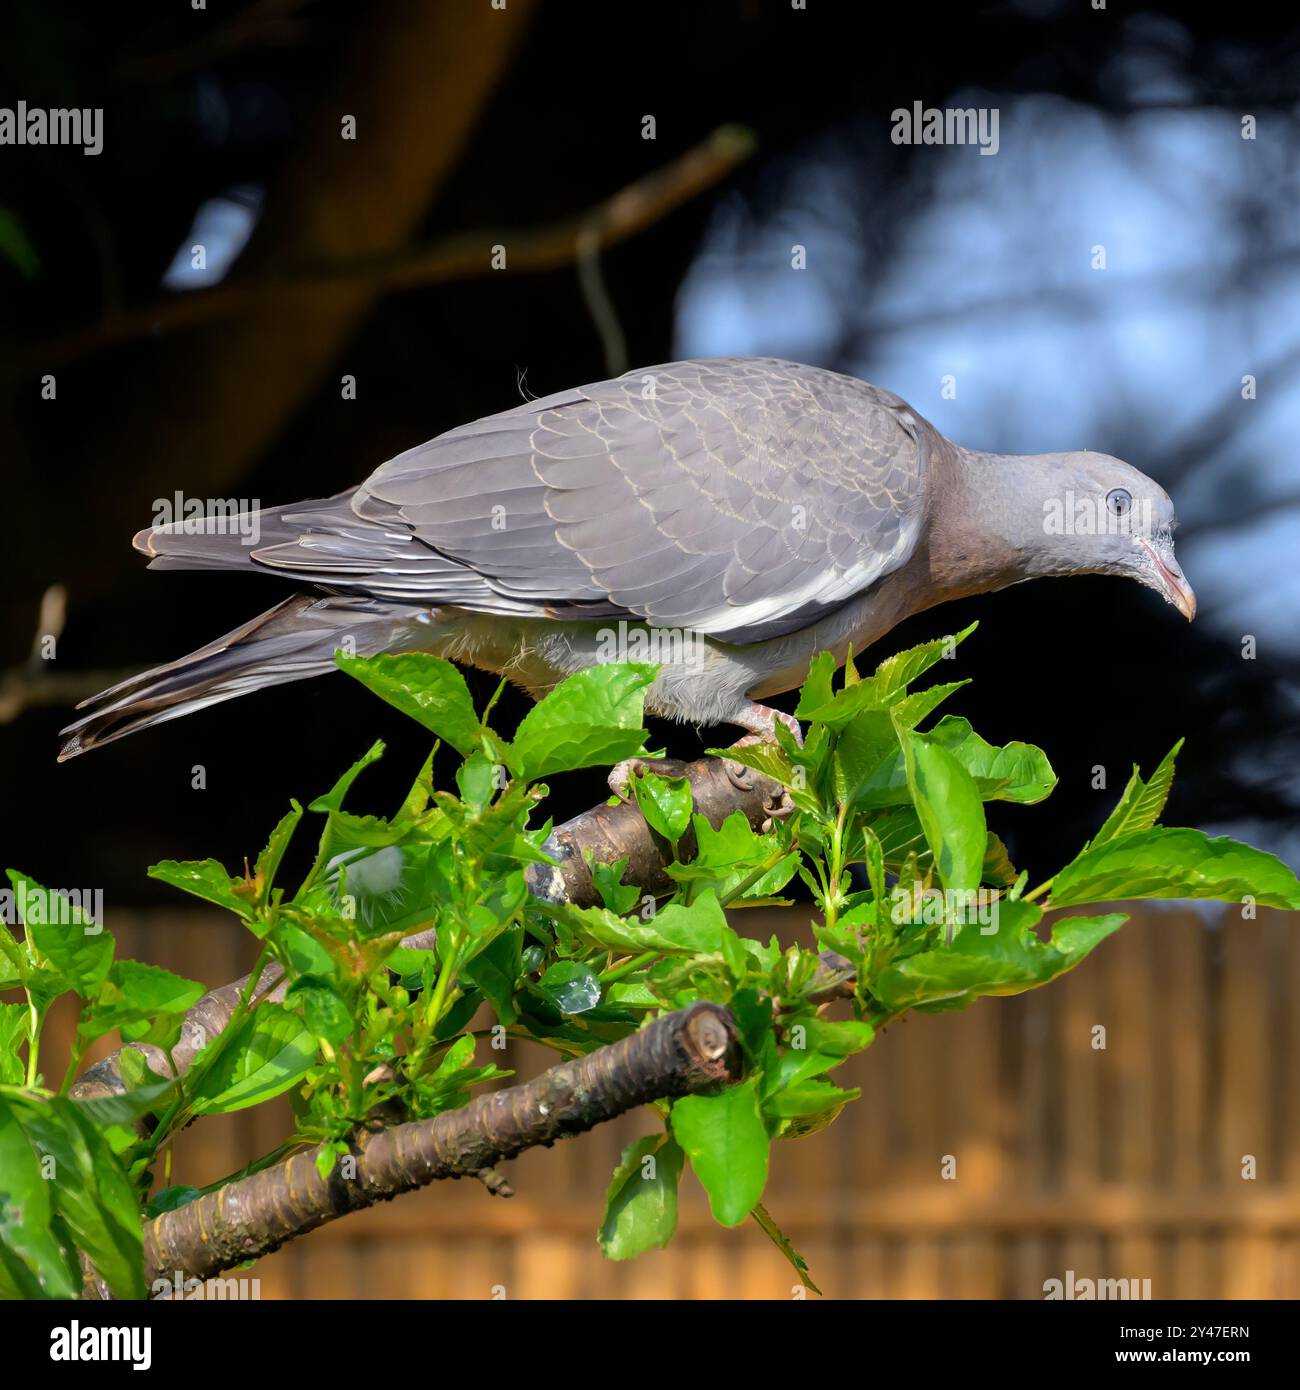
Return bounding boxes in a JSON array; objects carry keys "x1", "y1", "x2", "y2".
[
  {"x1": 607, "y1": 756, "x2": 664, "y2": 803},
  {"x1": 760, "y1": 786, "x2": 796, "y2": 835},
  {"x1": 726, "y1": 703, "x2": 801, "y2": 832},
  {"x1": 732, "y1": 702, "x2": 804, "y2": 749}
]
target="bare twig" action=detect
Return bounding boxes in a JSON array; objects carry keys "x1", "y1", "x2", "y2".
[
  {"x1": 32, "y1": 125, "x2": 754, "y2": 371},
  {"x1": 0, "y1": 584, "x2": 144, "y2": 725}
]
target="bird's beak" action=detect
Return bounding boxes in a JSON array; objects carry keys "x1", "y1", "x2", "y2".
[{"x1": 1140, "y1": 538, "x2": 1197, "y2": 621}]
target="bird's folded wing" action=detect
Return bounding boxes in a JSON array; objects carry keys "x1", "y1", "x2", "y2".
[{"x1": 252, "y1": 357, "x2": 930, "y2": 644}]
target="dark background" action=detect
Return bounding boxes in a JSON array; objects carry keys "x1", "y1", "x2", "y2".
[{"x1": 2, "y1": 0, "x2": 1297, "y2": 906}]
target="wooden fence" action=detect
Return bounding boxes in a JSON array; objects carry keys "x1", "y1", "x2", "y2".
[{"x1": 48, "y1": 902, "x2": 1300, "y2": 1299}]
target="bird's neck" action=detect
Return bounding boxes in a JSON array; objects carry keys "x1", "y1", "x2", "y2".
[{"x1": 913, "y1": 446, "x2": 1041, "y2": 601}]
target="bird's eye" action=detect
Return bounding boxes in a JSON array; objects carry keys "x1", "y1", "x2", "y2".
[{"x1": 1106, "y1": 487, "x2": 1133, "y2": 517}]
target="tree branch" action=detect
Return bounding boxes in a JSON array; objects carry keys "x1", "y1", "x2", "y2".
[
  {"x1": 72, "y1": 752, "x2": 787, "y2": 1102},
  {"x1": 33, "y1": 125, "x2": 754, "y2": 371},
  {"x1": 112, "y1": 1002, "x2": 738, "y2": 1295}
]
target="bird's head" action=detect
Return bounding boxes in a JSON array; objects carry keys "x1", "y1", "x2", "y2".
[{"x1": 986, "y1": 449, "x2": 1196, "y2": 621}]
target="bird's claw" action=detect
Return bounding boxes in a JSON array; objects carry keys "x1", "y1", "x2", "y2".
[
  {"x1": 761, "y1": 786, "x2": 796, "y2": 835},
  {"x1": 607, "y1": 757, "x2": 661, "y2": 803}
]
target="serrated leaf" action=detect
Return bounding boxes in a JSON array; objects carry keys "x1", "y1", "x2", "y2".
[
  {"x1": 7, "y1": 1094, "x2": 144, "y2": 1299},
  {"x1": 253, "y1": 800, "x2": 303, "y2": 901},
  {"x1": 338, "y1": 654, "x2": 485, "y2": 755},
  {"x1": 629, "y1": 771, "x2": 693, "y2": 844},
  {"x1": 982, "y1": 832, "x2": 1019, "y2": 888},
  {"x1": 509, "y1": 663, "x2": 655, "y2": 781},
  {"x1": 873, "y1": 900, "x2": 1128, "y2": 1012},
  {"x1": 148, "y1": 858, "x2": 250, "y2": 917},
  {"x1": 796, "y1": 624, "x2": 977, "y2": 728},
  {"x1": 751, "y1": 1202, "x2": 821, "y2": 1294},
  {"x1": 665, "y1": 812, "x2": 799, "y2": 903},
  {"x1": 190, "y1": 1005, "x2": 317, "y2": 1115},
  {"x1": 78, "y1": 960, "x2": 204, "y2": 1044},
  {"x1": 6, "y1": 871, "x2": 113, "y2": 996},
  {"x1": 1089, "y1": 739, "x2": 1182, "y2": 848},
  {"x1": 1049, "y1": 827, "x2": 1300, "y2": 910},
  {"x1": 584, "y1": 854, "x2": 641, "y2": 916},
  {"x1": 285, "y1": 976, "x2": 353, "y2": 1045},
  {"x1": 308, "y1": 740, "x2": 386, "y2": 813},
  {"x1": 462, "y1": 925, "x2": 521, "y2": 1026},
  {"x1": 896, "y1": 724, "x2": 986, "y2": 896},
  {"x1": 563, "y1": 890, "x2": 740, "y2": 959}
]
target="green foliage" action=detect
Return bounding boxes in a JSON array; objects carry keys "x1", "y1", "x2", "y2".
[
  {"x1": 3, "y1": 629, "x2": 1297, "y2": 1298},
  {"x1": 671, "y1": 1079, "x2": 769, "y2": 1226},
  {"x1": 598, "y1": 1133, "x2": 684, "y2": 1259}
]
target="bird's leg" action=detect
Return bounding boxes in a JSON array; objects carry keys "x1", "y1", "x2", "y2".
[
  {"x1": 608, "y1": 704, "x2": 802, "y2": 812},
  {"x1": 607, "y1": 756, "x2": 664, "y2": 803},
  {"x1": 730, "y1": 701, "x2": 804, "y2": 748},
  {"x1": 727, "y1": 702, "x2": 802, "y2": 832}
]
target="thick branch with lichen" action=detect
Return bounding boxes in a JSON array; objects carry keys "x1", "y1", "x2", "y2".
[{"x1": 125, "y1": 1002, "x2": 737, "y2": 1293}]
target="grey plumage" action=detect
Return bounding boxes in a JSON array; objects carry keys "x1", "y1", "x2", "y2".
[{"x1": 60, "y1": 356, "x2": 1194, "y2": 759}]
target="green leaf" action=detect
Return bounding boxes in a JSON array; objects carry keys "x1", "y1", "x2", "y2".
[
  {"x1": 982, "y1": 832, "x2": 1019, "y2": 888},
  {"x1": 629, "y1": 771, "x2": 693, "y2": 844},
  {"x1": 462, "y1": 925, "x2": 521, "y2": 1026},
  {"x1": 869, "y1": 621, "x2": 978, "y2": 701},
  {"x1": 7, "y1": 1094, "x2": 145, "y2": 1299},
  {"x1": 671, "y1": 1077, "x2": 770, "y2": 1227},
  {"x1": 537, "y1": 960, "x2": 602, "y2": 1015},
  {"x1": 7, "y1": 871, "x2": 113, "y2": 996},
  {"x1": 145, "y1": 1186, "x2": 202, "y2": 1218},
  {"x1": 895, "y1": 724, "x2": 987, "y2": 895},
  {"x1": 73, "y1": 1079, "x2": 178, "y2": 1132},
  {"x1": 148, "y1": 858, "x2": 251, "y2": 917},
  {"x1": 928, "y1": 718, "x2": 1056, "y2": 804},
  {"x1": 1089, "y1": 739, "x2": 1182, "y2": 847},
  {"x1": 412, "y1": 1034, "x2": 510, "y2": 1118},
  {"x1": 796, "y1": 623, "x2": 977, "y2": 727},
  {"x1": 0, "y1": 1095, "x2": 81, "y2": 1299},
  {"x1": 253, "y1": 800, "x2": 304, "y2": 901},
  {"x1": 792, "y1": 1017, "x2": 875, "y2": 1058},
  {"x1": 765, "y1": 1077, "x2": 859, "y2": 1121},
  {"x1": 584, "y1": 855, "x2": 641, "y2": 916},
  {"x1": 308, "y1": 739, "x2": 386, "y2": 813},
  {"x1": 509, "y1": 663, "x2": 655, "y2": 781},
  {"x1": 1049, "y1": 828, "x2": 1300, "y2": 910},
  {"x1": 398, "y1": 747, "x2": 437, "y2": 820},
  {"x1": 598, "y1": 1133, "x2": 684, "y2": 1259},
  {"x1": 665, "y1": 812, "x2": 799, "y2": 903},
  {"x1": 190, "y1": 1005, "x2": 318, "y2": 1115},
  {"x1": 751, "y1": 1203, "x2": 821, "y2": 1295},
  {"x1": 564, "y1": 891, "x2": 739, "y2": 958},
  {"x1": 0, "y1": 1005, "x2": 28, "y2": 1087},
  {"x1": 78, "y1": 960, "x2": 204, "y2": 1044},
  {"x1": 872, "y1": 900, "x2": 1129, "y2": 1012},
  {"x1": 707, "y1": 740, "x2": 818, "y2": 816},
  {"x1": 337, "y1": 654, "x2": 484, "y2": 756},
  {"x1": 852, "y1": 716, "x2": 1055, "y2": 809},
  {"x1": 285, "y1": 976, "x2": 353, "y2": 1045}
]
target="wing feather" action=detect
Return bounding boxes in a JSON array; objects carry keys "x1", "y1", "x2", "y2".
[{"x1": 246, "y1": 357, "x2": 931, "y2": 644}]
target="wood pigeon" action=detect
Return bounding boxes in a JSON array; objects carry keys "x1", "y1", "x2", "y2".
[{"x1": 59, "y1": 356, "x2": 1194, "y2": 759}]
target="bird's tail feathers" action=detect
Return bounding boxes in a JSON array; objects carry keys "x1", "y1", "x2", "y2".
[
  {"x1": 59, "y1": 592, "x2": 430, "y2": 759},
  {"x1": 131, "y1": 489, "x2": 359, "y2": 574}
]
